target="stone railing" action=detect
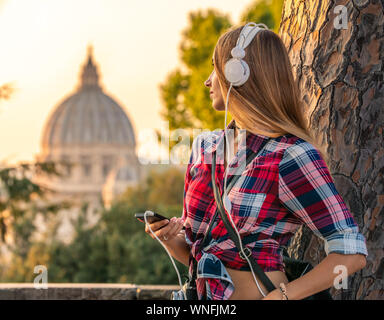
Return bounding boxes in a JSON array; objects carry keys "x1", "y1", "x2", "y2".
[{"x1": 0, "y1": 283, "x2": 179, "y2": 300}]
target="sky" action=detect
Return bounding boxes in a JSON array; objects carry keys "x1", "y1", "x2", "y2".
[{"x1": 0, "y1": 0, "x2": 254, "y2": 164}]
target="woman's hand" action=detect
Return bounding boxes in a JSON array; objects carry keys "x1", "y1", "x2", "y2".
[
  {"x1": 145, "y1": 217, "x2": 190, "y2": 266},
  {"x1": 262, "y1": 289, "x2": 284, "y2": 300},
  {"x1": 145, "y1": 217, "x2": 184, "y2": 243}
]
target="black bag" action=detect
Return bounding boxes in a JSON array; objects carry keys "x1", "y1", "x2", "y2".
[
  {"x1": 281, "y1": 255, "x2": 333, "y2": 300},
  {"x1": 184, "y1": 276, "x2": 198, "y2": 300}
]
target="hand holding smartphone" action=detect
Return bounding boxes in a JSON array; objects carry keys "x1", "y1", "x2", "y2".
[
  {"x1": 135, "y1": 211, "x2": 168, "y2": 224},
  {"x1": 135, "y1": 211, "x2": 185, "y2": 230}
]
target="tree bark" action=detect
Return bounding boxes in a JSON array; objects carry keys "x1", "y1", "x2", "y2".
[{"x1": 279, "y1": 0, "x2": 384, "y2": 300}]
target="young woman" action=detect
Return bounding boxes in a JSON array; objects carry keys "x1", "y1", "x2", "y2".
[{"x1": 145, "y1": 23, "x2": 368, "y2": 300}]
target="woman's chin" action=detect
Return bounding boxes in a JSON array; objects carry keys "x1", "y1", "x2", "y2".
[{"x1": 212, "y1": 101, "x2": 225, "y2": 111}]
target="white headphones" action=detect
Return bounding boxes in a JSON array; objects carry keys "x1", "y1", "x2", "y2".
[
  {"x1": 224, "y1": 22, "x2": 269, "y2": 87},
  {"x1": 221, "y1": 22, "x2": 270, "y2": 298}
]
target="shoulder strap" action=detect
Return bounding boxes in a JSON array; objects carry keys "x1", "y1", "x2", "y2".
[
  {"x1": 211, "y1": 140, "x2": 277, "y2": 293},
  {"x1": 199, "y1": 142, "x2": 267, "y2": 252},
  {"x1": 191, "y1": 136, "x2": 275, "y2": 292},
  {"x1": 191, "y1": 141, "x2": 269, "y2": 282}
]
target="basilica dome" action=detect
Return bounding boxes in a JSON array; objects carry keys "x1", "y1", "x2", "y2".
[
  {"x1": 36, "y1": 45, "x2": 141, "y2": 214},
  {"x1": 41, "y1": 47, "x2": 135, "y2": 151}
]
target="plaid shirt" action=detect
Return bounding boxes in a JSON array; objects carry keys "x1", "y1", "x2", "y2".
[{"x1": 181, "y1": 119, "x2": 368, "y2": 300}]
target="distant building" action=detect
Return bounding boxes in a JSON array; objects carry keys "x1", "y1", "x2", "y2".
[{"x1": 34, "y1": 46, "x2": 142, "y2": 240}]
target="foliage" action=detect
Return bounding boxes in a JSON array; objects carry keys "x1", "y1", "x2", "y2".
[
  {"x1": 158, "y1": 8, "x2": 232, "y2": 150},
  {"x1": 158, "y1": 1, "x2": 284, "y2": 152},
  {"x1": 0, "y1": 161, "x2": 70, "y2": 253},
  {"x1": 0, "y1": 80, "x2": 71, "y2": 279},
  {"x1": 0, "y1": 166, "x2": 189, "y2": 285},
  {"x1": 240, "y1": 0, "x2": 284, "y2": 33}
]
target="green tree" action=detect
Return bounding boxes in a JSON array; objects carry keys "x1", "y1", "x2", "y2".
[
  {"x1": 158, "y1": 9, "x2": 232, "y2": 150},
  {"x1": 240, "y1": 0, "x2": 284, "y2": 33},
  {"x1": 0, "y1": 81, "x2": 69, "y2": 252},
  {"x1": 0, "y1": 83, "x2": 72, "y2": 280},
  {"x1": 124, "y1": 167, "x2": 185, "y2": 208},
  {"x1": 158, "y1": 2, "x2": 284, "y2": 152},
  {"x1": 0, "y1": 161, "x2": 69, "y2": 253},
  {"x1": 45, "y1": 167, "x2": 188, "y2": 284},
  {"x1": 1, "y1": 167, "x2": 188, "y2": 285}
]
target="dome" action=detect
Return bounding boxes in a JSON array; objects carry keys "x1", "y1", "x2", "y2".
[{"x1": 41, "y1": 46, "x2": 136, "y2": 150}]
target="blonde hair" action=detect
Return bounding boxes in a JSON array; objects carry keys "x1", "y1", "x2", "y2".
[{"x1": 213, "y1": 24, "x2": 329, "y2": 165}]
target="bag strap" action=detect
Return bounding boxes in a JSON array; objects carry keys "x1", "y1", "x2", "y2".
[
  {"x1": 198, "y1": 136, "x2": 270, "y2": 252},
  {"x1": 211, "y1": 138, "x2": 277, "y2": 293},
  {"x1": 190, "y1": 135, "x2": 270, "y2": 284}
]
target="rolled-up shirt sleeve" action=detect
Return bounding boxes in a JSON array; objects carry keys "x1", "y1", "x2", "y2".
[{"x1": 278, "y1": 142, "x2": 368, "y2": 257}]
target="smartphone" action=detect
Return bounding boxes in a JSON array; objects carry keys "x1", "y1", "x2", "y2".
[
  {"x1": 134, "y1": 211, "x2": 169, "y2": 224},
  {"x1": 134, "y1": 211, "x2": 185, "y2": 230}
]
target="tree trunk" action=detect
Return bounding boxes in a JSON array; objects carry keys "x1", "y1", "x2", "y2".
[{"x1": 279, "y1": 0, "x2": 384, "y2": 300}]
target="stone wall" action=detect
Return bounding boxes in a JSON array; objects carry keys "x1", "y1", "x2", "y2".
[{"x1": 0, "y1": 284, "x2": 179, "y2": 300}]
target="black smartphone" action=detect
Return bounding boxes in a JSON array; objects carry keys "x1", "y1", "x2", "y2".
[
  {"x1": 134, "y1": 211, "x2": 185, "y2": 230},
  {"x1": 134, "y1": 211, "x2": 169, "y2": 224}
]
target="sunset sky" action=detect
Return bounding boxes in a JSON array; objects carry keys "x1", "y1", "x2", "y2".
[{"x1": 0, "y1": 0, "x2": 253, "y2": 164}]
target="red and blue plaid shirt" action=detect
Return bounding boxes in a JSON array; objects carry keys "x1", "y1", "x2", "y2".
[{"x1": 181, "y1": 119, "x2": 368, "y2": 300}]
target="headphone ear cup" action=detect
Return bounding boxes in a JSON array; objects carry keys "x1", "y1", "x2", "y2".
[
  {"x1": 236, "y1": 60, "x2": 250, "y2": 86},
  {"x1": 224, "y1": 58, "x2": 250, "y2": 86},
  {"x1": 224, "y1": 58, "x2": 245, "y2": 84}
]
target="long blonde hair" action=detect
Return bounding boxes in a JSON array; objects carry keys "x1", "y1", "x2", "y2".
[{"x1": 213, "y1": 24, "x2": 329, "y2": 165}]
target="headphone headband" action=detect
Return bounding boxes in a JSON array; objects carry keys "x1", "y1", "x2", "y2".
[
  {"x1": 236, "y1": 22, "x2": 268, "y2": 49},
  {"x1": 224, "y1": 22, "x2": 269, "y2": 87}
]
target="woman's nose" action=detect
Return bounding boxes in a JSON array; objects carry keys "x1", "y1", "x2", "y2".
[{"x1": 204, "y1": 74, "x2": 212, "y2": 87}]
